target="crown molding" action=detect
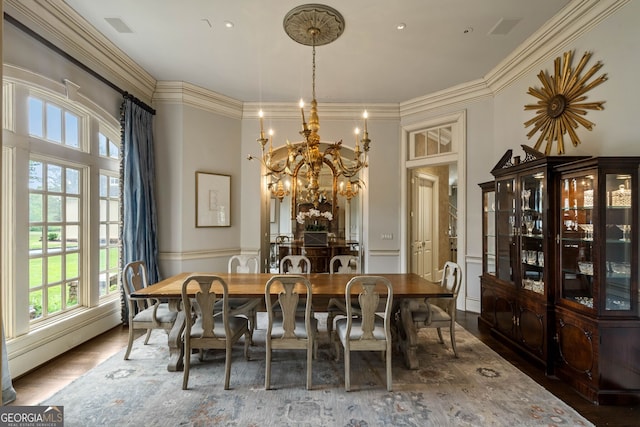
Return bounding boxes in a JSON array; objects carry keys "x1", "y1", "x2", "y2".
[
  {"x1": 399, "y1": 79, "x2": 492, "y2": 118},
  {"x1": 153, "y1": 81, "x2": 243, "y2": 119},
  {"x1": 242, "y1": 102, "x2": 399, "y2": 121},
  {"x1": 485, "y1": 0, "x2": 630, "y2": 93},
  {"x1": 4, "y1": 0, "x2": 156, "y2": 102},
  {"x1": 4, "y1": 0, "x2": 629, "y2": 121}
]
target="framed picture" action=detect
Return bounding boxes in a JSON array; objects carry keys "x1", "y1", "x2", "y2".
[{"x1": 196, "y1": 172, "x2": 230, "y2": 227}]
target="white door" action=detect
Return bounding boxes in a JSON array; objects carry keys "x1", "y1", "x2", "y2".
[{"x1": 410, "y1": 173, "x2": 435, "y2": 280}]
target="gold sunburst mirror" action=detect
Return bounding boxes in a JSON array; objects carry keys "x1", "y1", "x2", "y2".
[{"x1": 524, "y1": 50, "x2": 607, "y2": 155}]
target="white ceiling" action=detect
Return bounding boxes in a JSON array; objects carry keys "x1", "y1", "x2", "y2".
[{"x1": 62, "y1": 0, "x2": 572, "y2": 104}]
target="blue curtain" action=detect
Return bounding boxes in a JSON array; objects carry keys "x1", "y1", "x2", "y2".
[{"x1": 120, "y1": 97, "x2": 160, "y2": 323}]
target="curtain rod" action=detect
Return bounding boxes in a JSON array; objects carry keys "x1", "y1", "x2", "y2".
[{"x1": 4, "y1": 12, "x2": 156, "y2": 115}]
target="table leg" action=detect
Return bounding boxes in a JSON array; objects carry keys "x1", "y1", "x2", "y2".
[
  {"x1": 166, "y1": 302, "x2": 185, "y2": 372},
  {"x1": 397, "y1": 298, "x2": 421, "y2": 370}
]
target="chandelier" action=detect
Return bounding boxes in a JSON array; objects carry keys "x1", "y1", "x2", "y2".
[{"x1": 257, "y1": 4, "x2": 370, "y2": 208}]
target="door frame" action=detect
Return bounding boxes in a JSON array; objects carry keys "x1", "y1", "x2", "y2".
[{"x1": 400, "y1": 110, "x2": 466, "y2": 310}]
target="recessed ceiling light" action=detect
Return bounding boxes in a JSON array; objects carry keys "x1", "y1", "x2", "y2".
[
  {"x1": 224, "y1": 21, "x2": 234, "y2": 29},
  {"x1": 396, "y1": 23, "x2": 406, "y2": 30}
]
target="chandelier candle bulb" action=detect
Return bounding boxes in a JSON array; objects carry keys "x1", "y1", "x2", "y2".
[
  {"x1": 363, "y1": 110, "x2": 368, "y2": 133},
  {"x1": 299, "y1": 99, "x2": 307, "y2": 130},
  {"x1": 259, "y1": 110, "x2": 265, "y2": 138}
]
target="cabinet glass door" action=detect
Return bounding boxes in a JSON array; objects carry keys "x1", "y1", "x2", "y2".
[
  {"x1": 483, "y1": 188, "x2": 496, "y2": 276},
  {"x1": 559, "y1": 175, "x2": 594, "y2": 309},
  {"x1": 495, "y1": 178, "x2": 516, "y2": 284},
  {"x1": 520, "y1": 171, "x2": 545, "y2": 294},
  {"x1": 605, "y1": 173, "x2": 633, "y2": 311}
]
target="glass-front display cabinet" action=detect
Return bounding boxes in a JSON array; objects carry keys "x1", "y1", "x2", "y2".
[
  {"x1": 479, "y1": 147, "x2": 578, "y2": 370},
  {"x1": 554, "y1": 157, "x2": 640, "y2": 405},
  {"x1": 479, "y1": 181, "x2": 496, "y2": 277},
  {"x1": 556, "y1": 158, "x2": 638, "y2": 315}
]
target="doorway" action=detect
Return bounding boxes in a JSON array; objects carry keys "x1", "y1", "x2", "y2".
[{"x1": 408, "y1": 164, "x2": 457, "y2": 281}]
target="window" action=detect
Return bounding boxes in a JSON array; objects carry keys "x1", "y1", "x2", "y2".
[
  {"x1": 2, "y1": 75, "x2": 121, "y2": 336},
  {"x1": 28, "y1": 96, "x2": 81, "y2": 149},
  {"x1": 28, "y1": 160, "x2": 82, "y2": 320},
  {"x1": 99, "y1": 173, "x2": 120, "y2": 297},
  {"x1": 98, "y1": 132, "x2": 119, "y2": 159},
  {"x1": 410, "y1": 125, "x2": 453, "y2": 159}
]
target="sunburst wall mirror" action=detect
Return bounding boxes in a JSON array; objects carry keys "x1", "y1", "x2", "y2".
[{"x1": 524, "y1": 50, "x2": 607, "y2": 155}]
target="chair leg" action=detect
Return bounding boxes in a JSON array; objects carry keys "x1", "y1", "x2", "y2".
[
  {"x1": 306, "y1": 343, "x2": 313, "y2": 390},
  {"x1": 143, "y1": 328, "x2": 152, "y2": 345},
  {"x1": 326, "y1": 312, "x2": 335, "y2": 336},
  {"x1": 344, "y1": 347, "x2": 351, "y2": 392},
  {"x1": 386, "y1": 344, "x2": 393, "y2": 392},
  {"x1": 450, "y1": 325, "x2": 458, "y2": 358},
  {"x1": 265, "y1": 342, "x2": 271, "y2": 390},
  {"x1": 124, "y1": 325, "x2": 135, "y2": 360},
  {"x1": 436, "y1": 327, "x2": 444, "y2": 344},
  {"x1": 224, "y1": 344, "x2": 232, "y2": 390},
  {"x1": 182, "y1": 343, "x2": 191, "y2": 390},
  {"x1": 244, "y1": 331, "x2": 250, "y2": 360}
]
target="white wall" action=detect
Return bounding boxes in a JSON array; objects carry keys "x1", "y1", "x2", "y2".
[{"x1": 155, "y1": 98, "x2": 243, "y2": 277}]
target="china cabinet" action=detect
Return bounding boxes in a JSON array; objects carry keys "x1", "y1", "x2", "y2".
[
  {"x1": 480, "y1": 151, "x2": 640, "y2": 405},
  {"x1": 553, "y1": 157, "x2": 640, "y2": 405},
  {"x1": 479, "y1": 148, "x2": 580, "y2": 370}
]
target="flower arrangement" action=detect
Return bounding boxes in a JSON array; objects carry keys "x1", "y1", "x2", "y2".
[{"x1": 296, "y1": 208, "x2": 333, "y2": 231}]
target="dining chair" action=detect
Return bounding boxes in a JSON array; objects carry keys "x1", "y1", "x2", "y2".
[
  {"x1": 334, "y1": 276, "x2": 393, "y2": 391},
  {"x1": 264, "y1": 275, "x2": 317, "y2": 390},
  {"x1": 225, "y1": 254, "x2": 262, "y2": 344},
  {"x1": 407, "y1": 261, "x2": 463, "y2": 357},
  {"x1": 279, "y1": 255, "x2": 311, "y2": 274},
  {"x1": 326, "y1": 255, "x2": 360, "y2": 335},
  {"x1": 181, "y1": 275, "x2": 250, "y2": 390},
  {"x1": 122, "y1": 260, "x2": 177, "y2": 360}
]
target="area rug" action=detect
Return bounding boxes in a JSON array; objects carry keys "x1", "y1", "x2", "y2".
[{"x1": 41, "y1": 313, "x2": 593, "y2": 426}]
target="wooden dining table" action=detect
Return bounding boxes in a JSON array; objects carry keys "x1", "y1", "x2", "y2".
[{"x1": 132, "y1": 272, "x2": 451, "y2": 371}]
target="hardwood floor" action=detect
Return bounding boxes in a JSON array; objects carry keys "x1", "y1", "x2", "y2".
[{"x1": 7, "y1": 312, "x2": 639, "y2": 426}]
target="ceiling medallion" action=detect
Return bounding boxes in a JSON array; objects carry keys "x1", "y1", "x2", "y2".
[
  {"x1": 524, "y1": 50, "x2": 607, "y2": 155},
  {"x1": 283, "y1": 4, "x2": 345, "y2": 46}
]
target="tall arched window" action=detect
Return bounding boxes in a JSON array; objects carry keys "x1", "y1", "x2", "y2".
[{"x1": 2, "y1": 70, "x2": 121, "y2": 335}]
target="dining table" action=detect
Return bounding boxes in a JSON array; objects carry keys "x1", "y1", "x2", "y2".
[{"x1": 131, "y1": 272, "x2": 452, "y2": 371}]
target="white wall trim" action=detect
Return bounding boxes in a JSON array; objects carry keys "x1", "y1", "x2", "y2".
[
  {"x1": 153, "y1": 81, "x2": 243, "y2": 119},
  {"x1": 158, "y1": 247, "x2": 242, "y2": 262},
  {"x1": 7, "y1": 301, "x2": 121, "y2": 377},
  {"x1": 368, "y1": 249, "x2": 401, "y2": 257},
  {"x1": 243, "y1": 101, "x2": 399, "y2": 121}
]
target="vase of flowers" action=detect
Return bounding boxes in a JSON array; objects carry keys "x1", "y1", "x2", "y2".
[{"x1": 297, "y1": 209, "x2": 333, "y2": 245}]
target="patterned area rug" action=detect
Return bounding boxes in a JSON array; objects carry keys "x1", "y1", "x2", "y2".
[{"x1": 41, "y1": 313, "x2": 593, "y2": 426}]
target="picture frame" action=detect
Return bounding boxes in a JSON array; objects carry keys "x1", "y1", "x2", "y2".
[{"x1": 196, "y1": 172, "x2": 231, "y2": 227}]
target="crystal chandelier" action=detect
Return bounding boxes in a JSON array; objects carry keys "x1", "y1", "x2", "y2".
[{"x1": 257, "y1": 4, "x2": 370, "y2": 208}]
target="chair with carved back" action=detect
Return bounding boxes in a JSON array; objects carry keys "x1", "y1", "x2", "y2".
[
  {"x1": 224, "y1": 254, "x2": 262, "y2": 344},
  {"x1": 122, "y1": 261, "x2": 177, "y2": 360},
  {"x1": 407, "y1": 261, "x2": 463, "y2": 357},
  {"x1": 181, "y1": 274, "x2": 250, "y2": 390},
  {"x1": 334, "y1": 276, "x2": 394, "y2": 391},
  {"x1": 326, "y1": 255, "x2": 360, "y2": 335},
  {"x1": 264, "y1": 275, "x2": 317, "y2": 390},
  {"x1": 279, "y1": 255, "x2": 311, "y2": 274}
]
